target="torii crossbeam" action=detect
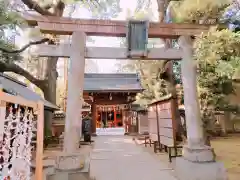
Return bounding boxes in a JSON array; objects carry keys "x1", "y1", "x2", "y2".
[
  {"x1": 23, "y1": 13, "x2": 210, "y2": 38},
  {"x1": 32, "y1": 45, "x2": 183, "y2": 60}
]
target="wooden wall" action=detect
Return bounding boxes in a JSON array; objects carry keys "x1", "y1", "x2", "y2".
[{"x1": 148, "y1": 106, "x2": 158, "y2": 141}]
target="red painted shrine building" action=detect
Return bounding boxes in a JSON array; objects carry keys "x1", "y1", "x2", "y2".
[{"x1": 53, "y1": 73, "x2": 143, "y2": 135}]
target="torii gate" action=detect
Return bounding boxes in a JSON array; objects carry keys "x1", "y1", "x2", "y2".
[{"x1": 24, "y1": 14, "x2": 226, "y2": 180}]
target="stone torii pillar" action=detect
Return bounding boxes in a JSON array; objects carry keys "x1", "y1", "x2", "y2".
[
  {"x1": 176, "y1": 36, "x2": 227, "y2": 180},
  {"x1": 63, "y1": 32, "x2": 86, "y2": 153}
]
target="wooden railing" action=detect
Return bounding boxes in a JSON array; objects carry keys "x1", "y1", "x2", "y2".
[{"x1": 0, "y1": 90, "x2": 44, "y2": 180}]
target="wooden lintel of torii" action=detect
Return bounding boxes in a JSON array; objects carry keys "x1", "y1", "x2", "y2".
[
  {"x1": 32, "y1": 44, "x2": 183, "y2": 60},
  {"x1": 23, "y1": 13, "x2": 211, "y2": 38}
]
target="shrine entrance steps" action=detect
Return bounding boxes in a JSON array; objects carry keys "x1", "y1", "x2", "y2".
[
  {"x1": 89, "y1": 136, "x2": 177, "y2": 180},
  {"x1": 96, "y1": 127, "x2": 125, "y2": 136}
]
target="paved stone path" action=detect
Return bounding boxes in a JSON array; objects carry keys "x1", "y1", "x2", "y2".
[{"x1": 89, "y1": 136, "x2": 177, "y2": 180}]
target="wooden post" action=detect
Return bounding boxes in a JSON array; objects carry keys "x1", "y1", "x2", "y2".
[
  {"x1": 63, "y1": 58, "x2": 68, "y2": 112},
  {"x1": 114, "y1": 108, "x2": 117, "y2": 127},
  {"x1": 0, "y1": 100, "x2": 6, "y2": 141},
  {"x1": 91, "y1": 102, "x2": 97, "y2": 135},
  {"x1": 35, "y1": 101, "x2": 44, "y2": 180},
  {"x1": 170, "y1": 98, "x2": 177, "y2": 147},
  {"x1": 155, "y1": 104, "x2": 161, "y2": 147},
  {"x1": 64, "y1": 32, "x2": 86, "y2": 153}
]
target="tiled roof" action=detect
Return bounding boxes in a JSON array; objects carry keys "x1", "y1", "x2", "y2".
[
  {"x1": 84, "y1": 73, "x2": 143, "y2": 92},
  {"x1": 0, "y1": 73, "x2": 59, "y2": 110}
]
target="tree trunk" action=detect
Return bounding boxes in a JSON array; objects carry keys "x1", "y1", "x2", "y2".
[
  {"x1": 157, "y1": 0, "x2": 165, "y2": 22},
  {"x1": 167, "y1": 63, "x2": 186, "y2": 141},
  {"x1": 204, "y1": 128, "x2": 211, "y2": 146},
  {"x1": 156, "y1": 0, "x2": 186, "y2": 141},
  {"x1": 171, "y1": 87, "x2": 186, "y2": 141},
  {"x1": 20, "y1": 0, "x2": 64, "y2": 134},
  {"x1": 42, "y1": 57, "x2": 58, "y2": 133}
]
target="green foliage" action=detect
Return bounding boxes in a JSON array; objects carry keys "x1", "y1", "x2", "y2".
[
  {"x1": 195, "y1": 29, "x2": 240, "y2": 63},
  {"x1": 164, "y1": 0, "x2": 240, "y2": 135},
  {"x1": 0, "y1": 0, "x2": 23, "y2": 63},
  {"x1": 195, "y1": 29, "x2": 240, "y2": 130},
  {"x1": 173, "y1": 0, "x2": 231, "y2": 23},
  {"x1": 121, "y1": 59, "x2": 170, "y2": 106},
  {"x1": 81, "y1": 0, "x2": 121, "y2": 19},
  {"x1": 0, "y1": 1, "x2": 22, "y2": 27}
]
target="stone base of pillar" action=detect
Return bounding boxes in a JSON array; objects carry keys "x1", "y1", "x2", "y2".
[
  {"x1": 55, "y1": 153, "x2": 86, "y2": 171},
  {"x1": 176, "y1": 145, "x2": 227, "y2": 180},
  {"x1": 182, "y1": 144, "x2": 215, "y2": 162},
  {"x1": 46, "y1": 153, "x2": 90, "y2": 180},
  {"x1": 91, "y1": 133, "x2": 97, "y2": 137},
  {"x1": 176, "y1": 157, "x2": 227, "y2": 180}
]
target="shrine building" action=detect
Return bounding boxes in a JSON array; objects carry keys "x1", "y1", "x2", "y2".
[{"x1": 52, "y1": 73, "x2": 143, "y2": 136}]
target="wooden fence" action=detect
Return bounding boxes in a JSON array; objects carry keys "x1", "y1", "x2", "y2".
[
  {"x1": 0, "y1": 90, "x2": 44, "y2": 180},
  {"x1": 148, "y1": 95, "x2": 177, "y2": 147}
]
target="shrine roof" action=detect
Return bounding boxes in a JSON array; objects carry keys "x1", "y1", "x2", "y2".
[
  {"x1": 0, "y1": 73, "x2": 59, "y2": 110},
  {"x1": 84, "y1": 73, "x2": 143, "y2": 92}
]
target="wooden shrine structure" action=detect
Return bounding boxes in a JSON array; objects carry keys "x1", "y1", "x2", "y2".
[
  {"x1": 53, "y1": 73, "x2": 143, "y2": 136},
  {"x1": 22, "y1": 12, "x2": 225, "y2": 180}
]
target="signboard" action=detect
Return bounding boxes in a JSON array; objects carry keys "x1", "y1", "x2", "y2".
[
  {"x1": 127, "y1": 20, "x2": 149, "y2": 57},
  {"x1": 82, "y1": 117, "x2": 91, "y2": 134}
]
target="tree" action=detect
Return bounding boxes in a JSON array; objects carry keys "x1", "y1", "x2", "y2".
[
  {"x1": 170, "y1": 0, "x2": 231, "y2": 23},
  {"x1": 196, "y1": 29, "x2": 240, "y2": 139},
  {"x1": 125, "y1": 0, "x2": 240, "y2": 143},
  {"x1": 0, "y1": 0, "x2": 121, "y2": 132},
  {"x1": 168, "y1": 0, "x2": 240, "y2": 143}
]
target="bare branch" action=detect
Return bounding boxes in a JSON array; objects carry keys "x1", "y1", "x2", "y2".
[
  {"x1": 0, "y1": 61, "x2": 46, "y2": 88},
  {"x1": 0, "y1": 38, "x2": 51, "y2": 54},
  {"x1": 42, "y1": 3, "x2": 53, "y2": 10},
  {"x1": 21, "y1": 0, "x2": 54, "y2": 16}
]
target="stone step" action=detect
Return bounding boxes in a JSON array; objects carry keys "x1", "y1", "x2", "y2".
[
  {"x1": 47, "y1": 171, "x2": 90, "y2": 180},
  {"x1": 96, "y1": 127, "x2": 125, "y2": 136}
]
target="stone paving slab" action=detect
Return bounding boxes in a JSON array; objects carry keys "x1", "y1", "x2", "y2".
[{"x1": 89, "y1": 136, "x2": 177, "y2": 180}]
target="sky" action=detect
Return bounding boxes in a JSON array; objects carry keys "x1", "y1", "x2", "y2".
[{"x1": 15, "y1": 0, "x2": 159, "y2": 75}]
